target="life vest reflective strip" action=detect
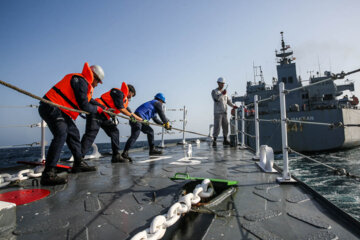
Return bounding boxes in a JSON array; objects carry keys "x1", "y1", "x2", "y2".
[
  {"x1": 94, "y1": 82, "x2": 129, "y2": 120},
  {"x1": 45, "y1": 62, "x2": 94, "y2": 120}
]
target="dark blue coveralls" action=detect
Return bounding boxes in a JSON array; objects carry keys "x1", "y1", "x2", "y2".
[
  {"x1": 81, "y1": 89, "x2": 126, "y2": 156},
  {"x1": 38, "y1": 76, "x2": 98, "y2": 168},
  {"x1": 123, "y1": 99, "x2": 168, "y2": 152}
]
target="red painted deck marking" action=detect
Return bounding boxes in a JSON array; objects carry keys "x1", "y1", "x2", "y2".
[
  {"x1": 17, "y1": 161, "x2": 72, "y2": 169},
  {"x1": 0, "y1": 189, "x2": 50, "y2": 205}
]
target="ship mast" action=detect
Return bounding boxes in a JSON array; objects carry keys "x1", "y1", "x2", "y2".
[{"x1": 276, "y1": 31, "x2": 294, "y2": 65}]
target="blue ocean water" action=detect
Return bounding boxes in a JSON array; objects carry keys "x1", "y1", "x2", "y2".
[{"x1": 0, "y1": 141, "x2": 359, "y2": 222}]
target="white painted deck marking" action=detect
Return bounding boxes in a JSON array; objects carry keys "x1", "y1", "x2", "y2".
[
  {"x1": 137, "y1": 156, "x2": 172, "y2": 163},
  {"x1": 170, "y1": 157, "x2": 207, "y2": 165}
]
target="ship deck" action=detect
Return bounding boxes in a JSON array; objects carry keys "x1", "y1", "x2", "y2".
[{"x1": 1, "y1": 141, "x2": 360, "y2": 240}]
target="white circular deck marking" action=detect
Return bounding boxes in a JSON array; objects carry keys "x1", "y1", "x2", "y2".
[
  {"x1": 170, "y1": 157, "x2": 207, "y2": 165},
  {"x1": 137, "y1": 156, "x2": 172, "y2": 163}
]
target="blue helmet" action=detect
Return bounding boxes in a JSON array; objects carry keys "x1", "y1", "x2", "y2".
[{"x1": 154, "y1": 93, "x2": 166, "y2": 103}]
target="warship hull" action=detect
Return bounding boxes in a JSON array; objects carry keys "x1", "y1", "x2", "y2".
[{"x1": 241, "y1": 108, "x2": 360, "y2": 152}]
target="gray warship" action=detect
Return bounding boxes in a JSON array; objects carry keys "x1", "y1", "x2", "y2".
[{"x1": 233, "y1": 32, "x2": 360, "y2": 152}]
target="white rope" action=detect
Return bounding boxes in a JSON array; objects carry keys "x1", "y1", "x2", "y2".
[
  {"x1": 286, "y1": 119, "x2": 334, "y2": 127},
  {"x1": 0, "y1": 122, "x2": 44, "y2": 128},
  {"x1": 131, "y1": 179, "x2": 214, "y2": 240},
  {"x1": 0, "y1": 104, "x2": 38, "y2": 108},
  {"x1": 258, "y1": 118, "x2": 281, "y2": 123},
  {"x1": 0, "y1": 142, "x2": 40, "y2": 149},
  {"x1": 238, "y1": 131, "x2": 256, "y2": 138}
]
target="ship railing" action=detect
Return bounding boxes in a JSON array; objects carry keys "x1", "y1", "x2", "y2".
[
  {"x1": 159, "y1": 105, "x2": 188, "y2": 148},
  {"x1": 235, "y1": 67, "x2": 360, "y2": 183},
  {"x1": 0, "y1": 103, "x2": 190, "y2": 159}
]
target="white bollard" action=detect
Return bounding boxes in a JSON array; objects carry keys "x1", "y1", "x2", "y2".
[
  {"x1": 208, "y1": 124, "x2": 214, "y2": 140},
  {"x1": 277, "y1": 82, "x2": 295, "y2": 183},
  {"x1": 257, "y1": 145, "x2": 277, "y2": 173},
  {"x1": 259, "y1": 145, "x2": 267, "y2": 167},
  {"x1": 68, "y1": 143, "x2": 101, "y2": 161},
  {"x1": 186, "y1": 144, "x2": 192, "y2": 159}
]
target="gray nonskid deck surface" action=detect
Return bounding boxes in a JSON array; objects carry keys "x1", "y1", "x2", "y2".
[{"x1": 6, "y1": 142, "x2": 360, "y2": 240}]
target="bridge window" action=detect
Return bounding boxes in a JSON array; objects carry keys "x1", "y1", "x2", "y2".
[
  {"x1": 288, "y1": 76, "x2": 293, "y2": 83},
  {"x1": 282, "y1": 77, "x2": 287, "y2": 83},
  {"x1": 323, "y1": 94, "x2": 333, "y2": 100}
]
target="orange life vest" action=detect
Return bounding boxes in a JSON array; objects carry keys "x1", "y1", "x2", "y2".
[
  {"x1": 95, "y1": 82, "x2": 129, "y2": 120},
  {"x1": 45, "y1": 62, "x2": 94, "y2": 120}
]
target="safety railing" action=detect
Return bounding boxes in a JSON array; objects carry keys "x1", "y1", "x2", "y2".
[
  {"x1": 159, "y1": 105, "x2": 188, "y2": 147},
  {"x1": 233, "y1": 67, "x2": 360, "y2": 183},
  {"x1": 0, "y1": 77, "x2": 212, "y2": 188}
]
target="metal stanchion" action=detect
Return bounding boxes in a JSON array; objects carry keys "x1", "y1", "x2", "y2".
[
  {"x1": 40, "y1": 120, "x2": 46, "y2": 161},
  {"x1": 253, "y1": 95, "x2": 260, "y2": 160},
  {"x1": 179, "y1": 106, "x2": 187, "y2": 145},
  {"x1": 159, "y1": 105, "x2": 166, "y2": 148},
  {"x1": 240, "y1": 102, "x2": 246, "y2": 149},
  {"x1": 277, "y1": 82, "x2": 295, "y2": 183},
  {"x1": 234, "y1": 106, "x2": 239, "y2": 145}
]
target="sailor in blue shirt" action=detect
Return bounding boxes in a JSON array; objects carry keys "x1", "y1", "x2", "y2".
[{"x1": 121, "y1": 93, "x2": 172, "y2": 161}]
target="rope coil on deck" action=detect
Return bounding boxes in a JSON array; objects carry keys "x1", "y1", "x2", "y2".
[{"x1": 131, "y1": 179, "x2": 214, "y2": 240}]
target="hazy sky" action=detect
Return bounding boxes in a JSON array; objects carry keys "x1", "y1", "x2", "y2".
[{"x1": 1, "y1": 0, "x2": 360, "y2": 146}]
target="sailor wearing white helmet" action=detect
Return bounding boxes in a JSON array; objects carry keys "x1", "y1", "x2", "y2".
[{"x1": 211, "y1": 77, "x2": 238, "y2": 147}]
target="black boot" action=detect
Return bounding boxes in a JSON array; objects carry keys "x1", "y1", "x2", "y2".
[
  {"x1": 41, "y1": 167, "x2": 68, "y2": 186},
  {"x1": 112, "y1": 153, "x2": 129, "y2": 163},
  {"x1": 71, "y1": 159, "x2": 97, "y2": 173},
  {"x1": 149, "y1": 146, "x2": 162, "y2": 156},
  {"x1": 223, "y1": 138, "x2": 231, "y2": 146},
  {"x1": 212, "y1": 137, "x2": 217, "y2": 147},
  {"x1": 121, "y1": 151, "x2": 133, "y2": 162}
]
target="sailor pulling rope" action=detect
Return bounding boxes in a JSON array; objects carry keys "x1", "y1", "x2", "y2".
[{"x1": 0, "y1": 79, "x2": 208, "y2": 137}]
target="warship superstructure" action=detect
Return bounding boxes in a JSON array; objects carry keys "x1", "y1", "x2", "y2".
[{"x1": 233, "y1": 32, "x2": 360, "y2": 152}]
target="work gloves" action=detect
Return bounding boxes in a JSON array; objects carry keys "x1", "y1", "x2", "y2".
[
  {"x1": 163, "y1": 121, "x2": 172, "y2": 130},
  {"x1": 130, "y1": 114, "x2": 137, "y2": 123},
  {"x1": 143, "y1": 120, "x2": 150, "y2": 126}
]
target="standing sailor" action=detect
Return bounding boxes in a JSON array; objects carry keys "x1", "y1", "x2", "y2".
[
  {"x1": 211, "y1": 77, "x2": 238, "y2": 147},
  {"x1": 121, "y1": 93, "x2": 172, "y2": 161},
  {"x1": 38, "y1": 62, "x2": 104, "y2": 185},
  {"x1": 81, "y1": 83, "x2": 143, "y2": 163}
]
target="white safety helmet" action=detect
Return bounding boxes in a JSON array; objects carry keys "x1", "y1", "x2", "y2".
[
  {"x1": 217, "y1": 77, "x2": 225, "y2": 83},
  {"x1": 90, "y1": 65, "x2": 105, "y2": 83}
]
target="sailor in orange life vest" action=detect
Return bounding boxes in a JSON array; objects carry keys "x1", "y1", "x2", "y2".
[
  {"x1": 80, "y1": 82, "x2": 143, "y2": 163},
  {"x1": 38, "y1": 62, "x2": 105, "y2": 186}
]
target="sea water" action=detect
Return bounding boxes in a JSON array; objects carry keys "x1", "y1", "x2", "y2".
[{"x1": 275, "y1": 147, "x2": 360, "y2": 222}]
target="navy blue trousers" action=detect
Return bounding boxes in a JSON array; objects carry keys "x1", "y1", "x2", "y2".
[
  {"x1": 81, "y1": 113, "x2": 120, "y2": 156},
  {"x1": 38, "y1": 102, "x2": 82, "y2": 167},
  {"x1": 123, "y1": 121, "x2": 154, "y2": 152}
]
